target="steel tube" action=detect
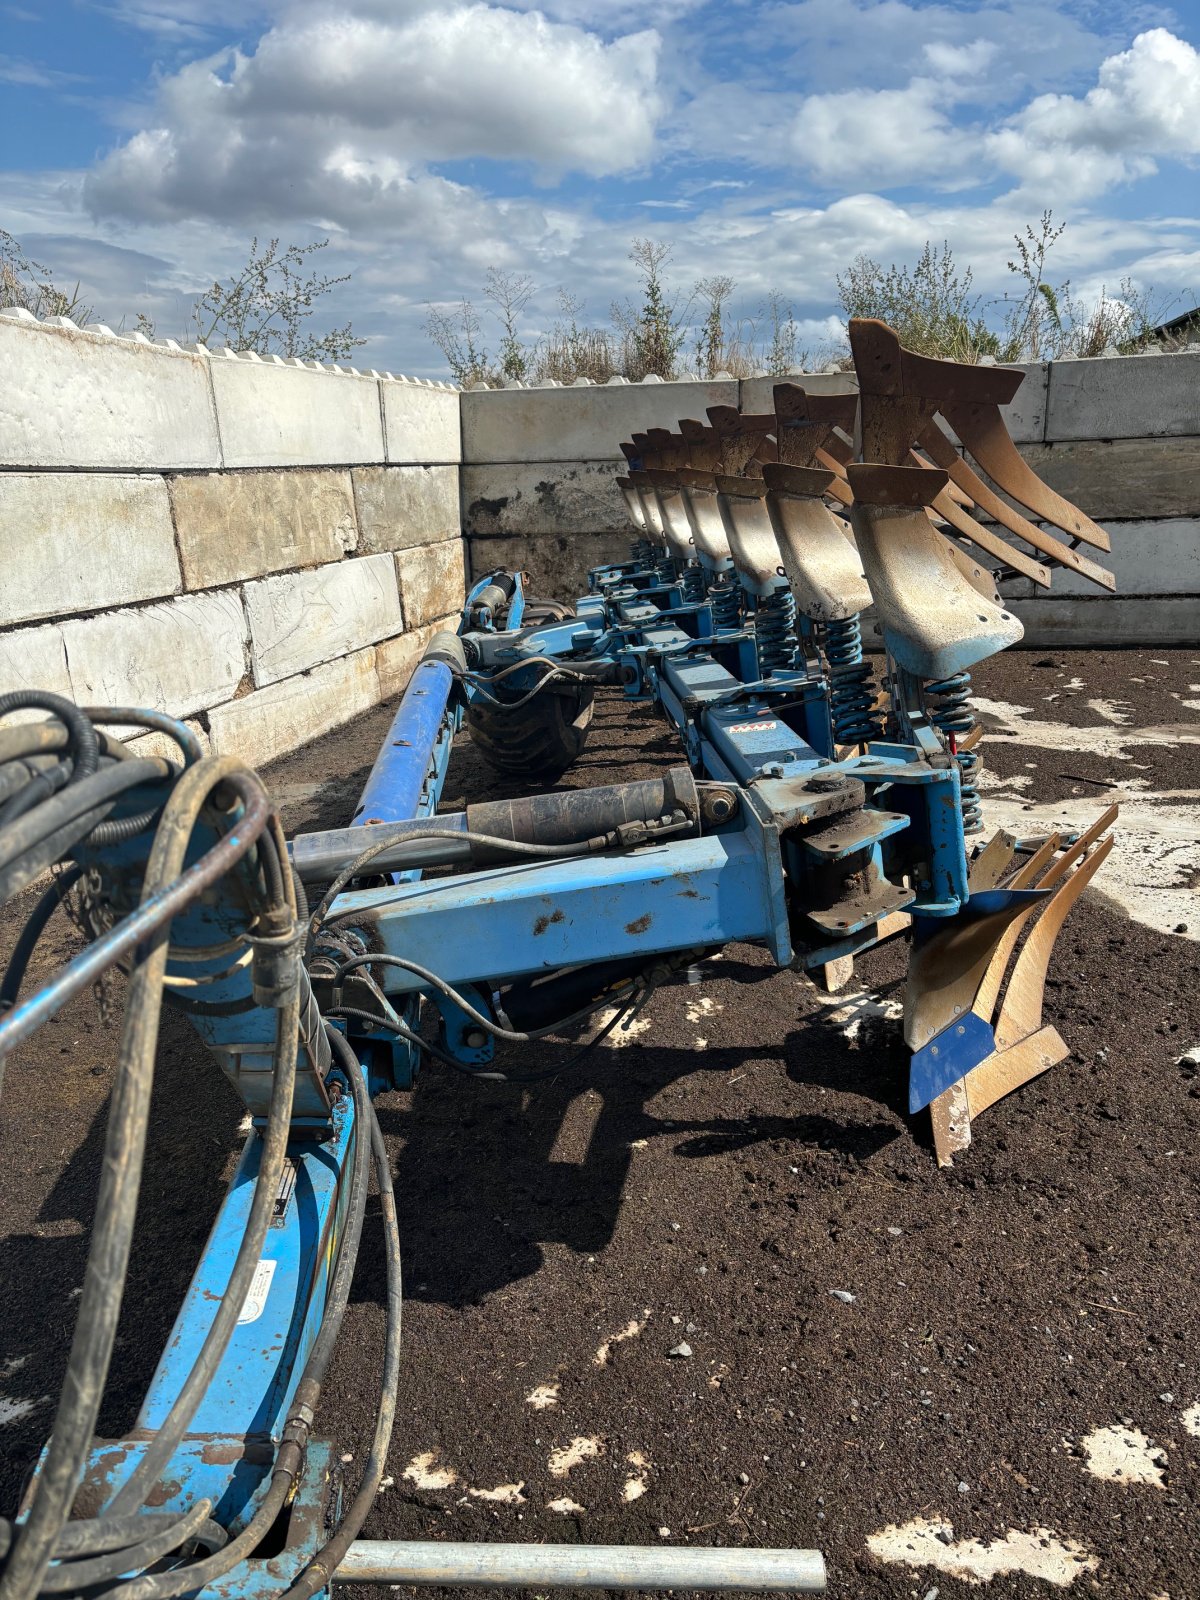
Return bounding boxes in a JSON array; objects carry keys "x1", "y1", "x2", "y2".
[
  {"x1": 355, "y1": 657, "x2": 455, "y2": 826},
  {"x1": 289, "y1": 814, "x2": 472, "y2": 881},
  {"x1": 335, "y1": 1540, "x2": 826, "y2": 1592}
]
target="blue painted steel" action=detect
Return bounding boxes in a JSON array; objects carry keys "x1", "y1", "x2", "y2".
[
  {"x1": 908, "y1": 1011, "x2": 997, "y2": 1112},
  {"x1": 331, "y1": 831, "x2": 780, "y2": 990},
  {"x1": 355, "y1": 657, "x2": 457, "y2": 827},
  {"x1": 76, "y1": 1102, "x2": 356, "y2": 1551}
]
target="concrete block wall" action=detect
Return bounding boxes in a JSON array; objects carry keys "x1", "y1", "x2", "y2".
[
  {"x1": 0, "y1": 310, "x2": 466, "y2": 769},
  {"x1": 460, "y1": 356, "x2": 1200, "y2": 647},
  {"x1": 3, "y1": 317, "x2": 1195, "y2": 778}
]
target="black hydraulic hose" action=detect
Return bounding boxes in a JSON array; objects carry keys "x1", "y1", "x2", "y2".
[
  {"x1": 334, "y1": 951, "x2": 642, "y2": 1044},
  {"x1": 0, "y1": 759, "x2": 72, "y2": 829},
  {"x1": 0, "y1": 754, "x2": 64, "y2": 809},
  {"x1": 0, "y1": 1513, "x2": 175, "y2": 1564},
  {"x1": 0, "y1": 867, "x2": 82, "y2": 1013},
  {"x1": 81, "y1": 708, "x2": 204, "y2": 768},
  {"x1": 294, "y1": 1026, "x2": 375, "y2": 1394},
  {"x1": 107, "y1": 955, "x2": 300, "y2": 1516},
  {"x1": 0, "y1": 759, "x2": 170, "y2": 876},
  {"x1": 278, "y1": 1054, "x2": 402, "y2": 1600},
  {"x1": 0, "y1": 757, "x2": 278, "y2": 1600},
  {"x1": 34, "y1": 1501, "x2": 217, "y2": 1593},
  {"x1": 0, "y1": 772, "x2": 273, "y2": 1060},
  {"x1": 84, "y1": 804, "x2": 168, "y2": 847},
  {"x1": 0, "y1": 692, "x2": 98, "y2": 784}
]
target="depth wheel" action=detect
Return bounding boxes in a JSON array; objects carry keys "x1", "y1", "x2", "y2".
[{"x1": 466, "y1": 601, "x2": 593, "y2": 781}]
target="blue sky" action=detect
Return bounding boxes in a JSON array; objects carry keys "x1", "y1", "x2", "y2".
[{"x1": 2, "y1": 0, "x2": 1199, "y2": 374}]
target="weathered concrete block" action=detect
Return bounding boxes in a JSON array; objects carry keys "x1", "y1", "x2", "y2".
[
  {"x1": 62, "y1": 590, "x2": 249, "y2": 717},
  {"x1": 1001, "y1": 519, "x2": 1200, "y2": 600},
  {"x1": 207, "y1": 646, "x2": 381, "y2": 769},
  {"x1": 460, "y1": 378, "x2": 739, "y2": 464},
  {"x1": 208, "y1": 355, "x2": 385, "y2": 468},
  {"x1": 935, "y1": 361, "x2": 1048, "y2": 448},
  {"x1": 1046, "y1": 350, "x2": 1200, "y2": 442},
  {"x1": 243, "y1": 551, "x2": 402, "y2": 686},
  {"x1": 0, "y1": 317, "x2": 221, "y2": 469},
  {"x1": 463, "y1": 461, "x2": 626, "y2": 537},
  {"x1": 381, "y1": 380, "x2": 461, "y2": 463},
  {"x1": 737, "y1": 370, "x2": 858, "y2": 415},
  {"x1": 0, "y1": 621, "x2": 72, "y2": 707},
  {"x1": 395, "y1": 539, "x2": 466, "y2": 628},
  {"x1": 170, "y1": 469, "x2": 358, "y2": 588},
  {"x1": 1015, "y1": 436, "x2": 1200, "y2": 520},
  {"x1": 352, "y1": 465, "x2": 460, "y2": 552},
  {"x1": 469, "y1": 530, "x2": 632, "y2": 601},
  {"x1": 0, "y1": 473, "x2": 181, "y2": 627},
  {"x1": 1009, "y1": 595, "x2": 1199, "y2": 647},
  {"x1": 375, "y1": 614, "x2": 461, "y2": 700}
]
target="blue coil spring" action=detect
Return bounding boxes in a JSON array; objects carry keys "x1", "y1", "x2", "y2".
[
  {"x1": 756, "y1": 586, "x2": 799, "y2": 675},
  {"x1": 630, "y1": 536, "x2": 656, "y2": 569},
  {"x1": 656, "y1": 553, "x2": 676, "y2": 584},
  {"x1": 823, "y1": 614, "x2": 883, "y2": 744},
  {"x1": 708, "y1": 574, "x2": 741, "y2": 631},
  {"x1": 926, "y1": 670, "x2": 983, "y2": 832},
  {"x1": 680, "y1": 563, "x2": 706, "y2": 604}
]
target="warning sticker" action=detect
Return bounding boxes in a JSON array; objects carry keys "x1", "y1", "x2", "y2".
[
  {"x1": 237, "y1": 1258, "x2": 277, "y2": 1325},
  {"x1": 728, "y1": 720, "x2": 778, "y2": 734}
]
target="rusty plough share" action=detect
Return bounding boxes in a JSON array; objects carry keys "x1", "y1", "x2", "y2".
[{"x1": 613, "y1": 319, "x2": 1118, "y2": 1163}]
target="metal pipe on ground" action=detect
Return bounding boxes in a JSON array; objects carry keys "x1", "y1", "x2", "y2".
[{"x1": 334, "y1": 1540, "x2": 826, "y2": 1592}]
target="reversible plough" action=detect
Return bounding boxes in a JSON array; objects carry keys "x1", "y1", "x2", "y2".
[{"x1": 0, "y1": 320, "x2": 1117, "y2": 1597}]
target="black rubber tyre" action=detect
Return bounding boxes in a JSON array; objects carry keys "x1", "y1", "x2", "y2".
[
  {"x1": 466, "y1": 600, "x2": 594, "y2": 781},
  {"x1": 519, "y1": 596, "x2": 575, "y2": 627}
]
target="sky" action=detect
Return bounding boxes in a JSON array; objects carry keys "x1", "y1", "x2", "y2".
[{"x1": 1, "y1": 0, "x2": 1199, "y2": 376}]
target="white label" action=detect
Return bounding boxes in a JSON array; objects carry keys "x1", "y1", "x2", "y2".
[
  {"x1": 728, "y1": 720, "x2": 778, "y2": 734},
  {"x1": 237, "y1": 1258, "x2": 277, "y2": 1325}
]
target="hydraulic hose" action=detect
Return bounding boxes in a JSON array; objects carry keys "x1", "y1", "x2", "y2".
[
  {"x1": 108, "y1": 958, "x2": 300, "y2": 1515},
  {"x1": 0, "y1": 866, "x2": 82, "y2": 1013},
  {"x1": 0, "y1": 757, "x2": 279, "y2": 1600},
  {"x1": 278, "y1": 1046, "x2": 402, "y2": 1600},
  {"x1": 33, "y1": 1501, "x2": 218, "y2": 1593},
  {"x1": 104, "y1": 1036, "x2": 387, "y2": 1600},
  {"x1": 0, "y1": 772, "x2": 273, "y2": 1059},
  {"x1": 0, "y1": 692, "x2": 98, "y2": 785}
]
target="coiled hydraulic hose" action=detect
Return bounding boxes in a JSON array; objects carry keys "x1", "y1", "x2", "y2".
[{"x1": 0, "y1": 756, "x2": 282, "y2": 1600}]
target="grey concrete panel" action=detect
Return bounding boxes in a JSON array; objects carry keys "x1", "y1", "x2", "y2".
[{"x1": 460, "y1": 378, "x2": 739, "y2": 464}]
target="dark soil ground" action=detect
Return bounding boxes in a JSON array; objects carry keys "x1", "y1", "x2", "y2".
[{"x1": 1, "y1": 649, "x2": 1198, "y2": 1599}]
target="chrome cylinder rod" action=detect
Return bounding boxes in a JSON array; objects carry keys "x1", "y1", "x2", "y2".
[{"x1": 335, "y1": 1540, "x2": 826, "y2": 1592}]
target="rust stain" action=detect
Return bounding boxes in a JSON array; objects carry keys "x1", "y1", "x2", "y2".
[
  {"x1": 625, "y1": 913, "x2": 652, "y2": 935},
  {"x1": 200, "y1": 1441, "x2": 245, "y2": 1466},
  {"x1": 533, "y1": 909, "x2": 566, "y2": 936}
]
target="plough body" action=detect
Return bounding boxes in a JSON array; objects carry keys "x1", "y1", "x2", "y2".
[{"x1": 0, "y1": 322, "x2": 1119, "y2": 1599}]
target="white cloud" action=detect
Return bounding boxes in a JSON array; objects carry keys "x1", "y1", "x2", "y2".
[
  {"x1": 989, "y1": 27, "x2": 1200, "y2": 196},
  {"x1": 84, "y1": 4, "x2": 664, "y2": 225},
  {"x1": 791, "y1": 78, "x2": 972, "y2": 188}
]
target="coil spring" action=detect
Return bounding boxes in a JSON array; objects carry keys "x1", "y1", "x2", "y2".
[
  {"x1": 630, "y1": 536, "x2": 655, "y2": 569},
  {"x1": 680, "y1": 563, "x2": 705, "y2": 604},
  {"x1": 823, "y1": 614, "x2": 883, "y2": 744},
  {"x1": 708, "y1": 574, "x2": 741, "y2": 631},
  {"x1": 756, "y1": 585, "x2": 799, "y2": 675},
  {"x1": 656, "y1": 553, "x2": 676, "y2": 584},
  {"x1": 926, "y1": 670, "x2": 982, "y2": 833}
]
